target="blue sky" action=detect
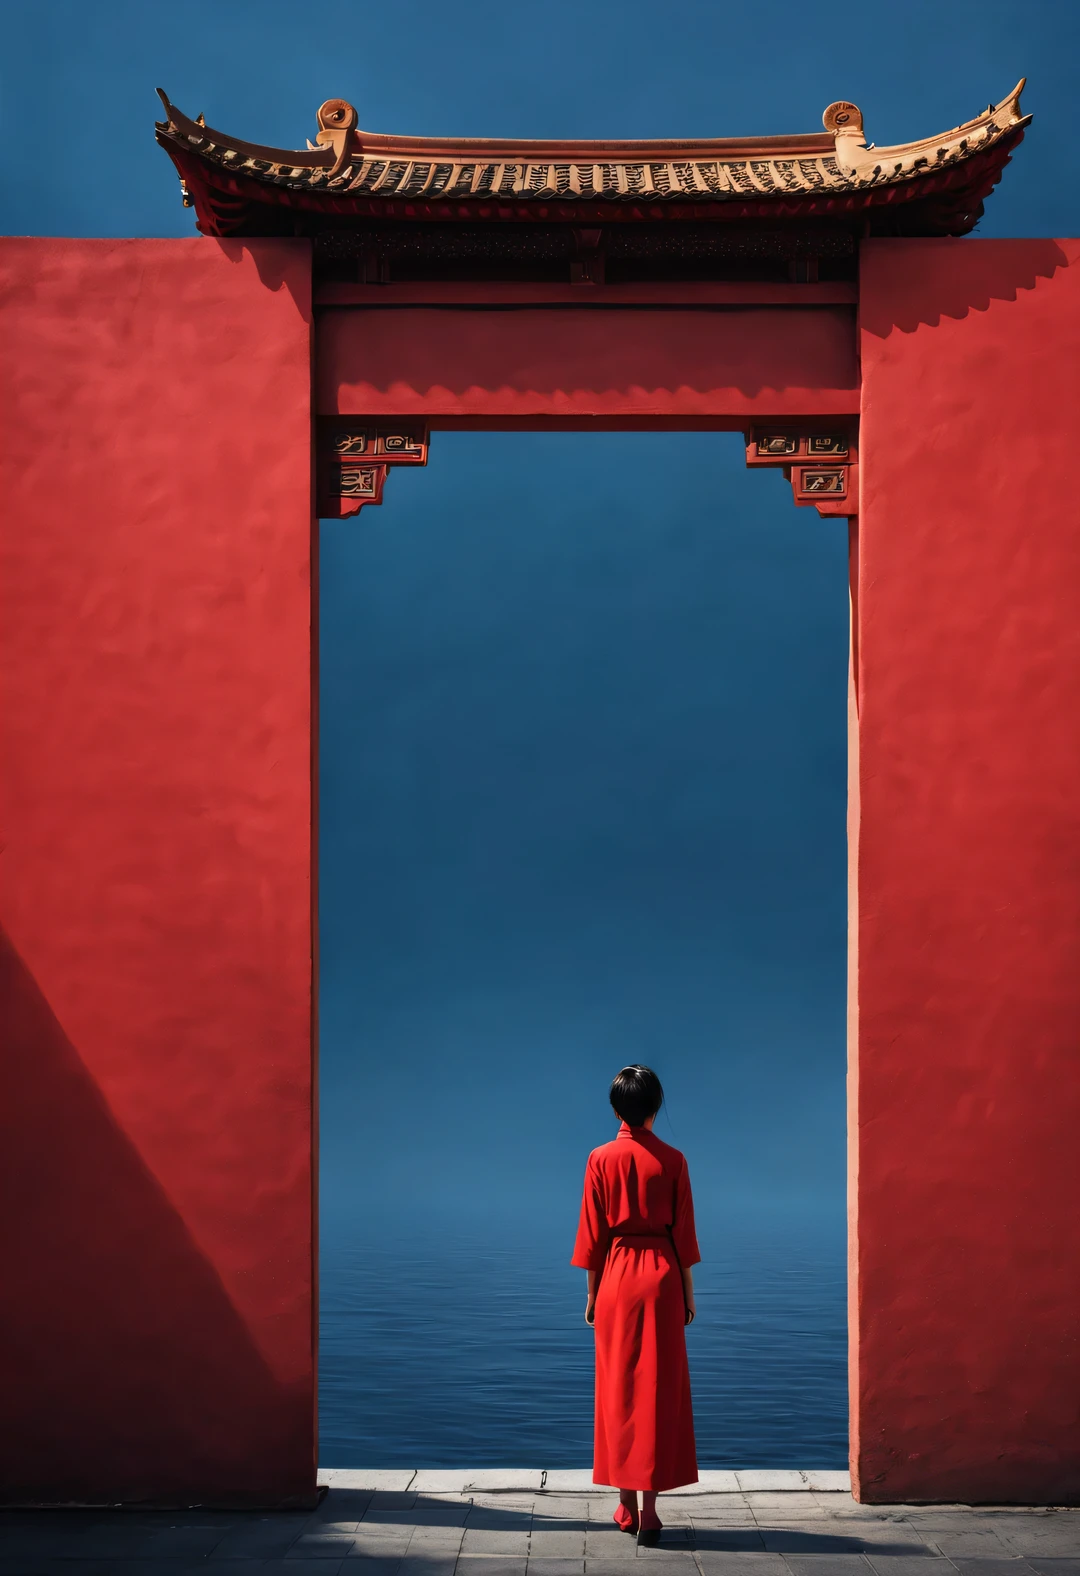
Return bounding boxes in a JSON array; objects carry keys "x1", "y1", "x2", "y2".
[
  {"x1": 4, "y1": 2, "x2": 1076, "y2": 1240},
  {"x1": 3, "y1": 0, "x2": 1075, "y2": 239}
]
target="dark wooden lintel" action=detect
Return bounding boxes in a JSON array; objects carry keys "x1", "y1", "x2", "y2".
[{"x1": 314, "y1": 281, "x2": 857, "y2": 309}]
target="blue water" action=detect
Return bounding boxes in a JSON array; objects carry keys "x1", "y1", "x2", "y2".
[{"x1": 318, "y1": 1215, "x2": 847, "y2": 1467}]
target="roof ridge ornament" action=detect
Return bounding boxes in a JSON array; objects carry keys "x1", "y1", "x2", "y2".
[
  {"x1": 826, "y1": 79, "x2": 1027, "y2": 182},
  {"x1": 823, "y1": 102, "x2": 867, "y2": 177},
  {"x1": 313, "y1": 99, "x2": 359, "y2": 177},
  {"x1": 823, "y1": 102, "x2": 864, "y2": 136}
]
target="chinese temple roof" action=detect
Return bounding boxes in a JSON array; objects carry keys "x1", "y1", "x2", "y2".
[{"x1": 156, "y1": 83, "x2": 1028, "y2": 244}]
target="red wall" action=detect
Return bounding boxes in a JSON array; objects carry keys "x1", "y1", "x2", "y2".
[
  {"x1": 0, "y1": 238, "x2": 317, "y2": 1505},
  {"x1": 854, "y1": 238, "x2": 1080, "y2": 1504},
  {"x1": 4, "y1": 231, "x2": 1077, "y2": 1508},
  {"x1": 318, "y1": 304, "x2": 858, "y2": 419}
]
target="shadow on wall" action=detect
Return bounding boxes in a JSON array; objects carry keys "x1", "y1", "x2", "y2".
[
  {"x1": 224, "y1": 237, "x2": 314, "y2": 318},
  {"x1": 860, "y1": 238, "x2": 1071, "y2": 336},
  {"x1": 316, "y1": 307, "x2": 860, "y2": 412},
  {"x1": 0, "y1": 927, "x2": 314, "y2": 1507}
]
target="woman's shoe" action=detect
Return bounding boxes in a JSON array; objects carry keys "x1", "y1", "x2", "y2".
[
  {"x1": 613, "y1": 1502, "x2": 639, "y2": 1535},
  {"x1": 637, "y1": 1521, "x2": 662, "y2": 1547}
]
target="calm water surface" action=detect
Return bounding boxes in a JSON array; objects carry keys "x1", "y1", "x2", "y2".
[{"x1": 319, "y1": 1215, "x2": 847, "y2": 1467}]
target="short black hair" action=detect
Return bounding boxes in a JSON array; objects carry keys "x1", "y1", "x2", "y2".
[{"x1": 609, "y1": 1065, "x2": 664, "y2": 1128}]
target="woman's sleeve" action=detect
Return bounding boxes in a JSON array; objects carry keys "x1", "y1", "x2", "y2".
[
  {"x1": 571, "y1": 1153, "x2": 610, "y2": 1269},
  {"x1": 672, "y1": 1154, "x2": 701, "y2": 1267}
]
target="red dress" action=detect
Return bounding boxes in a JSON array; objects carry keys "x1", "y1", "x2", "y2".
[{"x1": 572, "y1": 1122, "x2": 700, "y2": 1491}]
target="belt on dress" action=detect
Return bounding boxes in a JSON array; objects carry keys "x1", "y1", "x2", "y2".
[{"x1": 606, "y1": 1230, "x2": 692, "y2": 1322}]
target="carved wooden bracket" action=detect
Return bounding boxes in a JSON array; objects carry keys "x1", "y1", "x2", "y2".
[
  {"x1": 744, "y1": 426, "x2": 858, "y2": 517},
  {"x1": 318, "y1": 421, "x2": 429, "y2": 517}
]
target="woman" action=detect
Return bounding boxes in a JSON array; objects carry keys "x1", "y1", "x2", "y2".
[{"x1": 572, "y1": 1065, "x2": 699, "y2": 1544}]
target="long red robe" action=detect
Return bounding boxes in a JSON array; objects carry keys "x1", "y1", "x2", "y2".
[{"x1": 572, "y1": 1122, "x2": 700, "y2": 1491}]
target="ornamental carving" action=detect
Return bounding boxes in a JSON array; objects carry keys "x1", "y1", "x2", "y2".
[
  {"x1": 745, "y1": 427, "x2": 858, "y2": 518},
  {"x1": 318, "y1": 422, "x2": 429, "y2": 517}
]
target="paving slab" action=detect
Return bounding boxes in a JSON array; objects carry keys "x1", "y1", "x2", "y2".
[
  {"x1": 468, "y1": 1498, "x2": 538, "y2": 1511},
  {"x1": 455, "y1": 1558, "x2": 529, "y2": 1576},
  {"x1": 690, "y1": 1529, "x2": 767, "y2": 1552},
  {"x1": 527, "y1": 1561, "x2": 587, "y2": 1576},
  {"x1": 396, "y1": 1558, "x2": 459, "y2": 1576},
  {"x1": 279, "y1": 1560, "x2": 349, "y2": 1574},
  {"x1": 291, "y1": 1531, "x2": 365, "y2": 1557},
  {"x1": 464, "y1": 1472, "x2": 546, "y2": 1493},
  {"x1": 584, "y1": 1563, "x2": 654, "y2": 1576},
  {"x1": 531, "y1": 1530, "x2": 589, "y2": 1556},
  {"x1": 354, "y1": 1522, "x2": 416, "y2": 1542},
  {"x1": 761, "y1": 1512, "x2": 831, "y2": 1523},
  {"x1": 693, "y1": 1556, "x2": 790, "y2": 1575},
  {"x1": 211, "y1": 1522, "x2": 308, "y2": 1557},
  {"x1": 946, "y1": 1563, "x2": 1044, "y2": 1576},
  {"x1": 862, "y1": 1559, "x2": 952, "y2": 1576},
  {"x1": 585, "y1": 1528, "x2": 639, "y2": 1555},
  {"x1": 749, "y1": 1494, "x2": 823, "y2": 1511},
  {"x1": 413, "y1": 1473, "x2": 472, "y2": 1494},
  {"x1": 327, "y1": 1471, "x2": 418, "y2": 1492},
  {"x1": 827, "y1": 1524, "x2": 935, "y2": 1547},
  {"x1": 813, "y1": 1501, "x2": 899, "y2": 1521},
  {"x1": 668, "y1": 1472, "x2": 742, "y2": 1495},
  {"x1": 999, "y1": 1529, "x2": 1080, "y2": 1556},
  {"x1": 533, "y1": 1503, "x2": 590, "y2": 1529},
  {"x1": 460, "y1": 1528, "x2": 532, "y2": 1555},
  {"x1": 759, "y1": 1530, "x2": 876, "y2": 1554},
  {"x1": 544, "y1": 1473, "x2": 597, "y2": 1494},
  {"x1": 737, "y1": 1472, "x2": 810, "y2": 1493},
  {"x1": 349, "y1": 1535, "x2": 416, "y2": 1559},
  {"x1": 320, "y1": 1492, "x2": 376, "y2": 1517},
  {"x1": 781, "y1": 1558, "x2": 872, "y2": 1576},
  {"x1": 466, "y1": 1507, "x2": 536, "y2": 1529},
  {"x1": 407, "y1": 1526, "x2": 467, "y2": 1549},
  {"x1": 143, "y1": 1522, "x2": 234, "y2": 1554},
  {"x1": 927, "y1": 1533, "x2": 1021, "y2": 1558}
]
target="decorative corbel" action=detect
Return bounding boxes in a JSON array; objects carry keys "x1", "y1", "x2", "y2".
[
  {"x1": 744, "y1": 427, "x2": 858, "y2": 518},
  {"x1": 318, "y1": 422, "x2": 429, "y2": 517}
]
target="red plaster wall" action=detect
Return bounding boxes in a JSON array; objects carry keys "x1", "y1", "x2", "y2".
[
  {"x1": 318, "y1": 305, "x2": 859, "y2": 419},
  {"x1": 0, "y1": 238, "x2": 317, "y2": 1505},
  {"x1": 854, "y1": 238, "x2": 1080, "y2": 1504}
]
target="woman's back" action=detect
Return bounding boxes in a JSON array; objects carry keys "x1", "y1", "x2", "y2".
[{"x1": 574, "y1": 1123, "x2": 699, "y2": 1269}]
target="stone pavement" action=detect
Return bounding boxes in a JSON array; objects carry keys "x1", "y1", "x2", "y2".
[{"x1": 1, "y1": 1469, "x2": 1077, "y2": 1576}]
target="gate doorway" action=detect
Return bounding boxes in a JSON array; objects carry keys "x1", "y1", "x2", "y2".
[{"x1": 317, "y1": 431, "x2": 848, "y2": 1468}]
